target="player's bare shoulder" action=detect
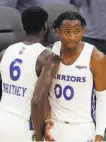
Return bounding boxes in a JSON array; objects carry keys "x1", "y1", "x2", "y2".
[
  {"x1": 37, "y1": 48, "x2": 59, "y2": 66},
  {"x1": 90, "y1": 47, "x2": 106, "y2": 74},
  {"x1": 36, "y1": 49, "x2": 60, "y2": 76}
]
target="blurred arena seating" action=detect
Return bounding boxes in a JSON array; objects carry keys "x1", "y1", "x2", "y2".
[
  {"x1": 0, "y1": 7, "x2": 25, "y2": 52},
  {"x1": 0, "y1": 7, "x2": 25, "y2": 100},
  {"x1": 43, "y1": 4, "x2": 78, "y2": 45}
]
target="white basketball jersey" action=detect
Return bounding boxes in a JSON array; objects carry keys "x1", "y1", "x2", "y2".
[
  {"x1": 0, "y1": 42, "x2": 46, "y2": 120},
  {"x1": 49, "y1": 41, "x2": 95, "y2": 124}
]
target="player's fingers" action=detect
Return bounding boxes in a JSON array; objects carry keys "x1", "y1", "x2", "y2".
[
  {"x1": 45, "y1": 131, "x2": 55, "y2": 141},
  {"x1": 45, "y1": 123, "x2": 53, "y2": 131},
  {"x1": 44, "y1": 122, "x2": 55, "y2": 141},
  {"x1": 46, "y1": 122, "x2": 55, "y2": 129},
  {"x1": 44, "y1": 127, "x2": 55, "y2": 141}
]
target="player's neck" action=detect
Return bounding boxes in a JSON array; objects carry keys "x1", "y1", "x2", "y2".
[
  {"x1": 61, "y1": 42, "x2": 84, "y2": 58},
  {"x1": 23, "y1": 34, "x2": 43, "y2": 45}
]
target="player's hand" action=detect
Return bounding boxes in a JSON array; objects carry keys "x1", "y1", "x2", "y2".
[
  {"x1": 44, "y1": 120, "x2": 55, "y2": 141},
  {"x1": 95, "y1": 135, "x2": 104, "y2": 142}
]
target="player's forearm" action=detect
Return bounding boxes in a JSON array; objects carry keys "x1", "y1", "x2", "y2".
[
  {"x1": 95, "y1": 90, "x2": 106, "y2": 138},
  {"x1": 31, "y1": 93, "x2": 51, "y2": 141},
  {"x1": 45, "y1": 97, "x2": 51, "y2": 120},
  {"x1": 31, "y1": 81, "x2": 53, "y2": 140},
  {"x1": 31, "y1": 102, "x2": 44, "y2": 141},
  {"x1": 95, "y1": 135, "x2": 104, "y2": 142}
]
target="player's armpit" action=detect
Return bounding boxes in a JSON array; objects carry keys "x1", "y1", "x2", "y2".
[
  {"x1": 90, "y1": 47, "x2": 106, "y2": 91},
  {"x1": 31, "y1": 53, "x2": 60, "y2": 141}
]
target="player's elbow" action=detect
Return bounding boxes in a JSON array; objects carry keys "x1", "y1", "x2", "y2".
[
  {"x1": 31, "y1": 97, "x2": 40, "y2": 108},
  {"x1": 31, "y1": 78, "x2": 52, "y2": 108},
  {"x1": 31, "y1": 91, "x2": 45, "y2": 108}
]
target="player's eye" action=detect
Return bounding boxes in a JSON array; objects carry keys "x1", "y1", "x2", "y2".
[
  {"x1": 64, "y1": 31, "x2": 70, "y2": 34},
  {"x1": 74, "y1": 30, "x2": 80, "y2": 34}
]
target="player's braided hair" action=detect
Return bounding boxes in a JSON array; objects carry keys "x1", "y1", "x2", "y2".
[{"x1": 52, "y1": 11, "x2": 86, "y2": 30}]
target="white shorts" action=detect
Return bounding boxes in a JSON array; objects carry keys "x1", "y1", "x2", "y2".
[
  {"x1": 49, "y1": 120, "x2": 95, "y2": 142},
  {"x1": 0, "y1": 111, "x2": 34, "y2": 142}
]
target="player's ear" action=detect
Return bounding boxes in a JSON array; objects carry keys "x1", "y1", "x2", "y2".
[
  {"x1": 82, "y1": 27, "x2": 84, "y2": 34},
  {"x1": 55, "y1": 28, "x2": 60, "y2": 35},
  {"x1": 44, "y1": 22, "x2": 48, "y2": 31}
]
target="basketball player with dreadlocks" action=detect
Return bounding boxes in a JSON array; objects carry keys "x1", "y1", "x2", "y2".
[{"x1": 33, "y1": 11, "x2": 106, "y2": 142}]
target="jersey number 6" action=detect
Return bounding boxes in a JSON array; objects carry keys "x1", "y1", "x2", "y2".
[{"x1": 9, "y1": 58, "x2": 23, "y2": 81}]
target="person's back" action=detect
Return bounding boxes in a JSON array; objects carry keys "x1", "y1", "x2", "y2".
[
  {"x1": 0, "y1": 42, "x2": 46, "y2": 120},
  {"x1": 0, "y1": 7, "x2": 58, "y2": 142}
]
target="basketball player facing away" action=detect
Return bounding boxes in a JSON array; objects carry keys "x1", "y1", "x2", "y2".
[
  {"x1": 32, "y1": 12, "x2": 106, "y2": 141},
  {"x1": 0, "y1": 7, "x2": 60, "y2": 142}
]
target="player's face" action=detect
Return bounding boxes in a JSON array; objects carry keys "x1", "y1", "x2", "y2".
[{"x1": 56, "y1": 20, "x2": 84, "y2": 50}]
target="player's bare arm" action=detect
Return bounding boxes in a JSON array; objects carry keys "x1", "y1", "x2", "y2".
[
  {"x1": 31, "y1": 50, "x2": 60, "y2": 141},
  {"x1": 90, "y1": 48, "x2": 106, "y2": 141},
  {"x1": 44, "y1": 101, "x2": 55, "y2": 141},
  {"x1": 91, "y1": 48, "x2": 106, "y2": 91}
]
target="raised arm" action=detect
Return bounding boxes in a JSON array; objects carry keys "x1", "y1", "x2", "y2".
[
  {"x1": 31, "y1": 52, "x2": 60, "y2": 141},
  {"x1": 91, "y1": 48, "x2": 106, "y2": 141}
]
